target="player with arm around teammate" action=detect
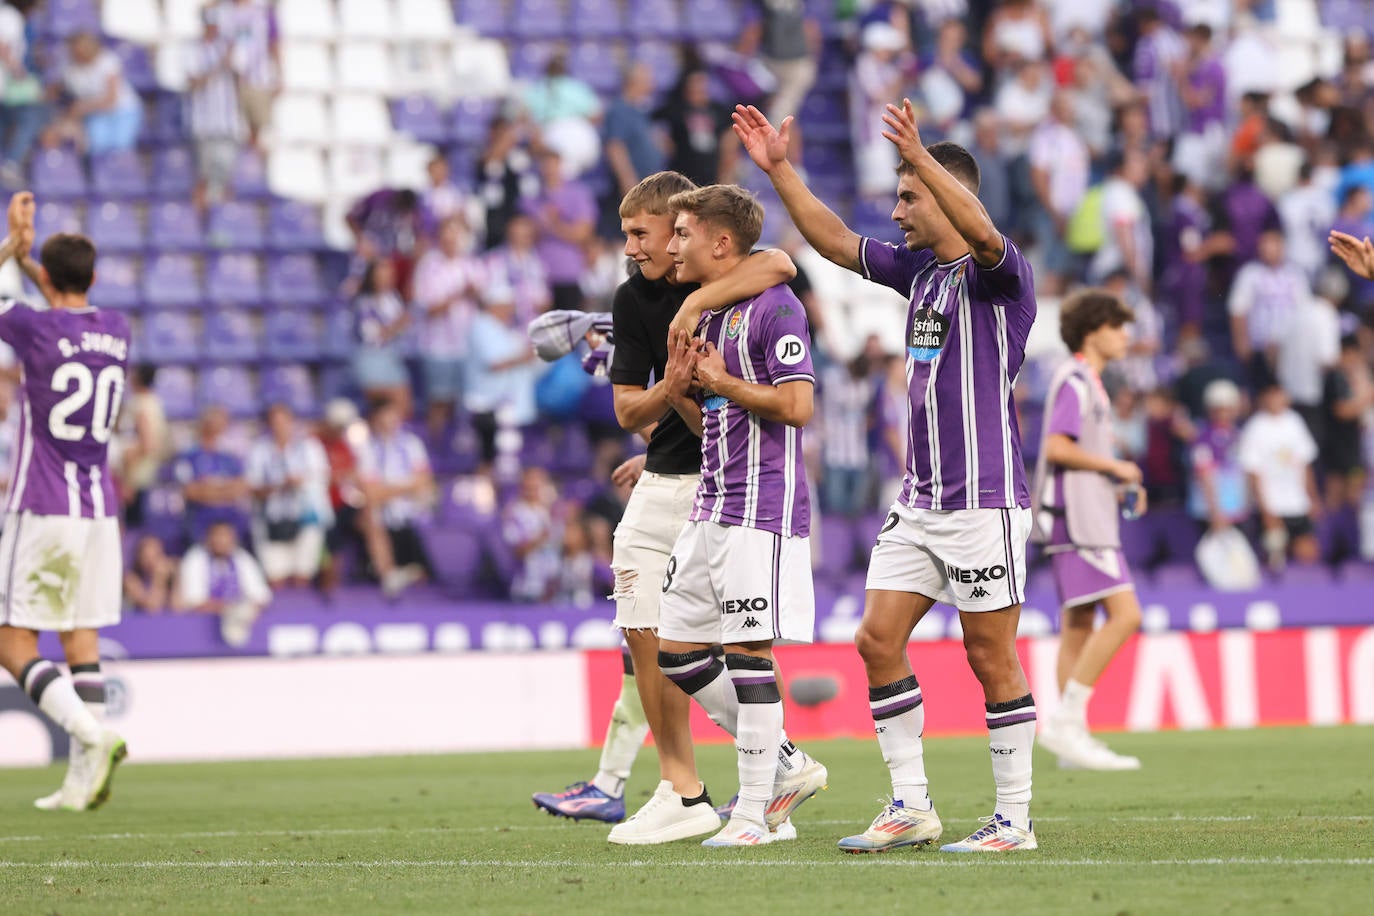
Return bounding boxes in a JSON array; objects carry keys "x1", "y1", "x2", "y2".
[
  {"x1": 723, "y1": 100, "x2": 1041, "y2": 853},
  {"x1": 1031, "y1": 290, "x2": 1144, "y2": 770},
  {"x1": 0, "y1": 192, "x2": 128, "y2": 810},
  {"x1": 655, "y1": 184, "x2": 827, "y2": 847}
]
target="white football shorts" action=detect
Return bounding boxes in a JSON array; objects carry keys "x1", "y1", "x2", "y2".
[
  {"x1": 0, "y1": 511, "x2": 122, "y2": 631},
  {"x1": 865, "y1": 504, "x2": 1031, "y2": 613},
  {"x1": 610, "y1": 471, "x2": 699, "y2": 630},
  {"x1": 658, "y1": 520, "x2": 815, "y2": 646}
]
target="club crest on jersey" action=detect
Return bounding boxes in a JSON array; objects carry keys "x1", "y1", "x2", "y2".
[
  {"x1": 907, "y1": 305, "x2": 949, "y2": 363},
  {"x1": 725, "y1": 309, "x2": 743, "y2": 339}
]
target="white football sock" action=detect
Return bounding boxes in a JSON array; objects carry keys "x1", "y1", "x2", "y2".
[
  {"x1": 592, "y1": 672, "x2": 648, "y2": 798},
  {"x1": 870, "y1": 675, "x2": 931, "y2": 810},
  {"x1": 22, "y1": 659, "x2": 102, "y2": 746},
  {"x1": 727, "y1": 654, "x2": 782, "y2": 826},
  {"x1": 659, "y1": 648, "x2": 737, "y2": 736},
  {"x1": 1057, "y1": 679, "x2": 1093, "y2": 728},
  {"x1": 986, "y1": 694, "x2": 1036, "y2": 830}
]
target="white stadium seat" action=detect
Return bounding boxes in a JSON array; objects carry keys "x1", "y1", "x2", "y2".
[
  {"x1": 450, "y1": 38, "x2": 512, "y2": 100},
  {"x1": 279, "y1": 42, "x2": 335, "y2": 94},
  {"x1": 268, "y1": 148, "x2": 330, "y2": 203},
  {"x1": 391, "y1": 41, "x2": 453, "y2": 98},
  {"x1": 164, "y1": 0, "x2": 206, "y2": 42},
  {"x1": 330, "y1": 93, "x2": 393, "y2": 146},
  {"x1": 102, "y1": 0, "x2": 162, "y2": 44},
  {"x1": 321, "y1": 196, "x2": 359, "y2": 249},
  {"x1": 155, "y1": 41, "x2": 189, "y2": 92},
  {"x1": 277, "y1": 0, "x2": 339, "y2": 41},
  {"x1": 271, "y1": 92, "x2": 331, "y2": 145},
  {"x1": 396, "y1": 0, "x2": 457, "y2": 42},
  {"x1": 335, "y1": 41, "x2": 394, "y2": 95},
  {"x1": 385, "y1": 142, "x2": 435, "y2": 190},
  {"x1": 327, "y1": 147, "x2": 386, "y2": 200},
  {"x1": 338, "y1": 0, "x2": 397, "y2": 40}
]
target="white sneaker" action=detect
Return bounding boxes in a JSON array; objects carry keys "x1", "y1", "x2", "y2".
[
  {"x1": 1041, "y1": 720, "x2": 1141, "y2": 771},
  {"x1": 837, "y1": 799, "x2": 942, "y2": 853},
  {"x1": 702, "y1": 815, "x2": 775, "y2": 847},
  {"x1": 34, "y1": 743, "x2": 89, "y2": 812},
  {"x1": 765, "y1": 752, "x2": 827, "y2": 828},
  {"x1": 940, "y1": 814, "x2": 1037, "y2": 852},
  {"x1": 79, "y1": 730, "x2": 129, "y2": 810},
  {"x1": 607, "y1": 780, "x2": 721, "y2": 845}
]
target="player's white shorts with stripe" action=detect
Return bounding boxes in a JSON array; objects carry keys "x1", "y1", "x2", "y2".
[
  {"x1": 0, "y1": 511, "x2": 122, "y2": 631},
  {"x1": 658, "y1": 520, "x2": 815, "y2": 646},
  {"x1": 866, "y1": 504, "x2": 1031, "y2": 613},
  {"x1": 610, "y1": 471, "x2": 699, "y2": 630}
]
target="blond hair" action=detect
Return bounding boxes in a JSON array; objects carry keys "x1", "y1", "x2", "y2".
[{"x1": 619, "y1": 171, "x2": 697, "y2": 218}]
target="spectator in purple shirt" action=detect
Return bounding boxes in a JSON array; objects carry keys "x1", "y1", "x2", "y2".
[
  {"x1": 521, "y1": 149, "x2": 596, "y2": 312},
  {"x1": 1131, "y1": 5, "x2": 1185, "y2": 140},
  {"x1": 346, "y1": 188, "x2": 435, "y2": 300},
  {"x1": 1172, "y1": 23, "x2": 1226, "y2": 190},
  {"x1": 1220, "y1": 166, "x2": 1281, "y2": 272}
]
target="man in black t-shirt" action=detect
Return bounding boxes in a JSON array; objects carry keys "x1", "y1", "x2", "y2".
[{"x1": 530, "y1": 172, "x2": 799, "y2": 845}]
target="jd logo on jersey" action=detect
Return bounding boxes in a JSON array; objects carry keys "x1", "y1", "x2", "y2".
[
  {"x1": 775, "y1": 334, "x2": 806, "y2": 366},
  {"x1": 945, "y1": 563, "x2": 1007, "y2": 583},
  {"x1": 907, "y1": 306, "x2": 949, "y2": 363},
  {"x1": 721, "y1": 597, "x2": 769, "y2": 614}
]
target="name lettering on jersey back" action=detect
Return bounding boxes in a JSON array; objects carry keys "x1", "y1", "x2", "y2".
[{"x1": 59, "y1": 333, "x2": 129, "y2": 362}]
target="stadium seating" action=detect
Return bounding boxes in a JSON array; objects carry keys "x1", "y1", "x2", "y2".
[
  {"x1": 148, "y1": 201, "x2": 204, "y2": 252},
  {"x1": 266, "y1": 254, "x2": 327, "y2": 305},
  {"x1": 264, "y1": 309, "x2": 324, "y2": 362},
  {"x1": 207, "y1": 202, "x2": 266, "y2": 250},
  {"x1": 206, "y1": 252, "x2": 264, "y2": 305},
  {"x1": 85, "y1": 200, "x2": 145, "y2": 253},
  {"x1": 92, "y1": 254, "x2": 144, "y2": 310},
  {"x1": 198, "y1": 365, "x2": 259, "y2": 417},
  {"x1": 142, "y1": 253, "x2": 201, "y2": 307},
  {"x1": 142, "y1": 310, "x2": 201, "y2": 363}
]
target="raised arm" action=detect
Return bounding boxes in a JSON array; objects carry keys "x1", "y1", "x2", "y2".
[
  {"x1": 669, "y1": 248, "x2": 796, "y2": 336},
  {"x1": 732, "y1": 105, "x2": 862, "y2": 272},
  {"x1": 881, "y1": 99, "x2": 1003, "y2": 266}
]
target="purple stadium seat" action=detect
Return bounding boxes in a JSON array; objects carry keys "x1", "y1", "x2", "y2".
[
  {"x1": 151, "y1": 147, "x2": 197, "y2": 199},
  {"x1": 391, "y1": 96, "x2": 449, "y2": 145},
  {"x1": 626, "y1": 0, "x2": 679, "y2": 39},
  {"x1": 322, "y1": 306, "x2": 356, "y2": 360},
  {"x1": 141, "y1": 311, "x2": 200, "y2": 363},
  {"x1": 142, "y1": 253, "x2": 202, "y2": 308},
  {"x1": 205, "y1": 253, "x2": 263, "y2": 305},
  {"x1": 267, "y1": 200, "x2": 325, "y2": 251},
  {"x1": 450, "y1": 98, "x2": 498, "y2": 146},
  {"x1": 318, "y1": 363, "x2": 354, "y2": 401},
  {"x1": 680, "y1": 0, "x2": 740, "y2": 41},
  {"x1": 146, "y1": 95, "x2": 187, "y2": 145},
  {"x1": 203, "y1": 309, "x2": 261, "y2": 361},
  {"x1": 30, "y1": 148, "x2": 86, "y2": 199},
  {"x1": 91, "y1": 254, "x2": 142, "y2": 310},
  {"x1": 453, "y1": 0, "x2": 510, "y2": 35},
  {"x1": 508, "y1": 40, "x2": 558, "y2": 80},
  {"x1": 568, "y1": 41, "x2": 623, "y2": 95},
  {"x1": 569, "y1": 0, "x2": 623, "y2": 38},
  {"x1": 91, "y1": 151, "x2": 150, "y2": 199},
  {"x1": 43, "y1": 0, "x2": 100, "y2": 37},
  {"x1": 261, "y1": 365, "x2": 319, "y2": 417},
  {"x1": 206, "y1": 201, "x2": 266, "y2": 249},
  {"x1": 263, "y1": 309, "x2": 323, "y2": 361},
  {"x1": 230, "y1": 150, "x2": 270, "y2": 199},
  {"x1": 197, "y1": 365, "x2": 258, "y2": 418},
  {"x1": 266, "y1": 253, "x2": 325, "y2": 304},
  {"x1": 630, "y1": 41, "x2": 680, "y2": 89},
  {"x1": 110, "y1": 41, "x2": 157, "y2": 93},
  {"x1": 34, "y1": 200, "x2": 83, "y2": 244},
  {"x1": 511, "y1": 0, "x2": 566, "y2": 39},
  {"x1": 154, "y1": 366, "x2": 198, "y2": 421},
  {"x1": 148, "y1": 201, "x2": 205, "y2": 252},
  {"x1": 84, "y1": 200, "x2": 144, "y2": 253}
]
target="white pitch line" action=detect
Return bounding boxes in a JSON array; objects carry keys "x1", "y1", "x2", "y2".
[
  {"x1": 0, "y1": 857, "x2": 1370, "y2": 870},
  {"x1": 0, "y1": 814, "x2": 1365, "y2": 845}
]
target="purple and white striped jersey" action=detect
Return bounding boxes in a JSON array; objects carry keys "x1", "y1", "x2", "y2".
[
  {"x1": 859, "y1": 235, "x2": 1036, "y2": 511},
  {"x1": 690, "y1": 285, "x2": 813, "y2": 538},
  {"x1": 0, "y1": 301, "x2": 130, "y2": 519}
]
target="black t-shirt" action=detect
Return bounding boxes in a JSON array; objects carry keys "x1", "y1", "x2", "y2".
[{"x1": 609, "y1": 269, "x2": 703, "y2": 474}]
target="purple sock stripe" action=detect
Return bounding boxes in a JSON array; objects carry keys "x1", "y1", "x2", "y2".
[
  {"x1": 986, "y1": 711, "x2": 1038, "y2": 729},
  {"x1": 869, "y1": 693, "x2": 923, "y2": 717},
  {"x1": 666, "y1": 657, "x2": 716, "y2": 681},
  {"x1": 731, "y1": 675, "x2": 777, "y2": 686}
]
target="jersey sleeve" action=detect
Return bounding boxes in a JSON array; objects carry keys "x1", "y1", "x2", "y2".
[
  {"x1": 608, "y1": 281, "x2": 653, "y2": 386},
  {"x1": 969, "y1": 235, "x2": 1035, "y2": 307},
  {"x1": 0, "y1": 298, "x2": 33, "y2": 345},
  {"x1": 1047, "y1": 377, "x2": 1083, "y2": 440},
  {"x1": 857, "y1": 237, "x2": 921, "y2": 295},
  {"x1": 760, "y1": 291, "x2": 815, "y2": 386}
]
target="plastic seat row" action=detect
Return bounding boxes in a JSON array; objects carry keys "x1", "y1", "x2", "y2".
[
  {"x1": 37, "y1": 199, "x2": 327, "y2": 253},
  {"x1": 154, "y1": 364, "x2": 338, "y2": 421},
  {"x1": 84, "y1": 252, "x2": 330, "y2": 309},
  {"x1": 453, "y1": 0, "x2": 741, "y2": 42},
  {"x1": 140, "y1": 308, "x2": 347, "y2": 365}
]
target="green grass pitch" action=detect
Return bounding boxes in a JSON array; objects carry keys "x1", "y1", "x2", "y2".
[{"x1": 1, "y1": 726, "x2": 1371, "y2": 914}]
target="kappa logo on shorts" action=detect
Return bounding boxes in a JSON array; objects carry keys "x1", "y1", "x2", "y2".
[
  {"x1": 946, "y1": 563, "x2": 1007, "y2": 584},
  {"x1": 741, "y1": 617, "x2": 762, "y2": 629},
  {"x1": 970, "y1": 587, "x2": 991, "y2": 599},
  {"x1": 721, "y1": 597, "x2": 769, "y2": 615}
]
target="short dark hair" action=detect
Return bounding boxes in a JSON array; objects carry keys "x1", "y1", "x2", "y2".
[
  {"x1": 40, "y1": 233, "x2": 96, "y2": 294},
  {"x1": 897, "y1": 141, "x2": 980, "y2": 193},
  {"x1": 133, "y1": 363, "x2": 157, "y2": 387},
  {"x1": 667, "y1": 184, "x2": 764, "y2": 255},
  {"x1": 1059, "y1": 289, "x2": 1135, "y2": 353}
]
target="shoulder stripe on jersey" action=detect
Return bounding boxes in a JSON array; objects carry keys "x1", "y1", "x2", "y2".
[
  {"x1": 858, "y1": 237, "x2": 870, "y2": 279},
  {"x1": 958, "y1": 280, "x2": 978, "y2": 509},
  {"x1": 987, "y1": 234, "x2": 1012, "y2": 273},
  {"x1": 772, "y1": 373, "x2": 814, "y2": 386}
]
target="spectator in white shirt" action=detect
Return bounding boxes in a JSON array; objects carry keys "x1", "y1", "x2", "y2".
[
  {"x1": 994, "y1": 59, "x2": 1052, "y2": 158},
  {"x1": 413, "y1": 216, "x2": 485, "y2": 441},
  {"x1": 1028, "y1": 90, "x2": 1090, "y2": 293},
  {"x1": 1238, "y1": 383, "x2": 1321, "y2": 568},
  {"x1": 44, "y1": 31, "x2": 142, "y2": 156},
  {"x1": 246, "y1": 403, "x2": 332, "y2": 589},
  {"x1": 1228, "y1": 229, "x2": 1311, "y2": 386},
  {"x1": 1276, "y1": 271, "x2": 1341, "y2": 443},
  {"x1": 502, "y1": 466, "x2": 559, "y2": 602},
  {"x1": 179, "y1": 520, "x2": 273, "y2": 648},
  {"x1": 215, "y1": 0, "x2": 279, "y2": 151},
  {"x1": 850, "y1": 23, "x2": 908, "y2": 200},
  {"x1": 464, "y1": 297, "x2": 540, "y2": 476},
  {"x1": 1090, "y1": 149, "x2": 1152, "y2": 290},
  {"x1": 355, "y1": 398, "x2": 436, "y2": 599},
  {"x1": 1277, "y1": 162, "x2": 1338, "y2": 282},
  {"x1": 185, "y1": 10, "x2": 243, "y2": 210}
]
